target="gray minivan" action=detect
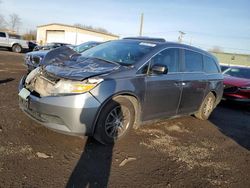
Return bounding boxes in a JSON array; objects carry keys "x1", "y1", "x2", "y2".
[{"x1": 18, "y1": 38, "x2": 223, "y2": 144}]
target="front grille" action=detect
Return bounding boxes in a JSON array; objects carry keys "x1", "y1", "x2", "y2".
[
  {"x1": 40, "y1": 114, "x2": 65, "y2": 125},
  {"x1": 224, "y1": 85, "x2": 238, "y2": 93},
  {"x1": 25, "y1": 108, "x2": 45, "y2": 122},
  {"x1": 24, "y1": 107, "x2": 64, "y2": 125}
]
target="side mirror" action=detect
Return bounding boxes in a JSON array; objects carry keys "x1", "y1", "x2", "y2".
[{"x1": 151, "y1": 64, "x2": 168, "y2": 74}]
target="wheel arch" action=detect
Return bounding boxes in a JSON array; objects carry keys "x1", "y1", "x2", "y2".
[
  {"x1": 208, "y1": 89, "x2": 223, "y2": 106},
  {"x1": 210, "y1": 90, "x2": 217, "y2": 99},
  {"x1": 11, "y1": 43, "x2": 22, "y2": 52},
  {"x1": 11, "y1": 43, "x2": 21, "y2": 48},
  {"x1": 91, "y1": 91, "x2": 141, "y2": 135}
]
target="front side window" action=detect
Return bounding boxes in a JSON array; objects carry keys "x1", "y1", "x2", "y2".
[
  {"x1": 150, "y1": 48, "x2": 179, "y2": 73},
  {"x1": 0, "y1": 32, "x2": 6, "y2": 38},
  {"x1": 204, "y1": 56, "x2": 219, "y2": 73},
  {"x1": 184, "y1": 50, "x2": 203, "y2": 72}
]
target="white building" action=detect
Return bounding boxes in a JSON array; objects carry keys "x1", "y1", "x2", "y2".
[{"x1": 36, "y1": 23, "x2": 119, "y2": 45}]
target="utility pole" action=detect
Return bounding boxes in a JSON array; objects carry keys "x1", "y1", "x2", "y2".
[
  {"x1": 178, "y1": 31, "x2": 186, "y2": 43},
  {"x1": 75, "y1": 26, "x2": 78, "y2": 45},
  {"x1": 139, "y1": 13, "x2": 144, "y2": 36}
]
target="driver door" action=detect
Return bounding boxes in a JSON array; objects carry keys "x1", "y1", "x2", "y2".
[
  {"x1": 0, "y1": 32, "x2": 8, "y2": 47},
  {"x1": 143, "y1": 48, "x2": 182, "y2": 121}
]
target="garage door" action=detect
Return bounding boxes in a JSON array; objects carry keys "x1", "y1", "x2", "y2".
[{"x1": 46, "y1": 30, "x2": 65, "y2": 43}]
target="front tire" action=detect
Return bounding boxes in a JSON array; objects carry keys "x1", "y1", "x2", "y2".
[
  {"x1": 12, "y1": 44, "x2": 22, "y2": 53},
  {"x1": 195, "y1": 92, "x2": 216, "y2": 120},
  {"x1": 94, "y1": 96, "x2": 135, "y2": 145}
]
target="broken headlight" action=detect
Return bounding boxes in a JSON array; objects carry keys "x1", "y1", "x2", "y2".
[{"x1": 51, "y1": 77, "x2": 103, "y2": 95}]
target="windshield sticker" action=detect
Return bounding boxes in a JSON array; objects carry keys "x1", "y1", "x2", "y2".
[{"x1": 139, "y1": 42, "x2": 156, "y2": 47}]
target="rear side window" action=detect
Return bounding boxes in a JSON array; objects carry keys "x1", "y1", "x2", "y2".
[
  {"x1": 204, "y1": 56, "x2": 219, "y2": 73},
  {"x1": 8, "y1": 34, "x2": 21, "y2": 39},
  {"x1": 0, "y1": 32, "x2": 6, "y2": 38},
  {"x1": 184, "y1": 50, "x2": 203, "y2": 72},
  {"x1": 150, "y1": 48, "x2": 179, "y2": 72}
]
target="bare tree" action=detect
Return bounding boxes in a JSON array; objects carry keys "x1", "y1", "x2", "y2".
[
  {"x1": 22, "y1": 29, "x2": 36, "y2": 40},
  {"x1": 74, "y1": 23, "x2": 111, "y2": 34},
  {"x1": 209, "y1": 46, "x2": 223, "y2": 53},
  {"x1": 74, "y1": 23, "x2": 93, "y2": 30},
  {"x1": 0, "y1": 15, "x2": 6, "y2": 29},
  {"x1": 0, "y1": 0, "x2": 6, "y2": 29},
  {"x1": 9, "y1": 13, "x2": 21, "y2": 32}
]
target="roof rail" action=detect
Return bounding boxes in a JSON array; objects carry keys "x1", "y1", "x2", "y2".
[{"x1": 123, "y1": 36, "x2": 166, "y2": 42}]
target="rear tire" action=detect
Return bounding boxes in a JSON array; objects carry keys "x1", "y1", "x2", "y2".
[
  {"x1": 12, "y1": 44, "x2": 22, "y2": 53},
  {"x1": 195, "y1": 92, "x2": 216, "y2": 120},
  {"x1": 94, "y1": 96, "x2": 135, "y2": 145}
]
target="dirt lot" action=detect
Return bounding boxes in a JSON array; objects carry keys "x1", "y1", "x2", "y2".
[{"x1": 0, "y1": 50, "x2": 249, "y2": 188}]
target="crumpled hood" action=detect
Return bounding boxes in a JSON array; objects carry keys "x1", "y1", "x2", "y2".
[{"x1": 41, "y1": 46, "x2": 120, "y2": 81}]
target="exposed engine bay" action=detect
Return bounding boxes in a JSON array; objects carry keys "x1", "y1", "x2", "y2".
[{"x1": 24, "y1": 46, "x2": 119, "y2": 97}]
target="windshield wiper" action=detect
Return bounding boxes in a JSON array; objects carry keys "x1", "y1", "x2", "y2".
[
  {"x1": 81, "y1": 56, "x2": 132, "y2": 66},
  {"x1": 89, "y1": 57, "x2": 121, "y2": 66}
]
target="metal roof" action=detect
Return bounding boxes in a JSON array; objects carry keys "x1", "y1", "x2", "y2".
[{"x1": 37, "y1": 23, "x2": 119, "y2": 38}]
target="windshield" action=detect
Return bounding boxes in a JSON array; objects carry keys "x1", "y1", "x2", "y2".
[
  {"x1": 224, "y1": 67, "x2": 250, "y2": 79},
  {"x1": 81, "y1": 40, "x2": 157, "y2": 65}
]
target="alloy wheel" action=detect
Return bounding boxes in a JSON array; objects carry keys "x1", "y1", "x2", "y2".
[{"x1": 104, "y1": 106, "x2": 130, "y2": 139}]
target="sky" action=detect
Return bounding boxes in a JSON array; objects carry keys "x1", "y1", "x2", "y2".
[{"x1": 0, "y1": 0, "x2": 250, "y2": 54}]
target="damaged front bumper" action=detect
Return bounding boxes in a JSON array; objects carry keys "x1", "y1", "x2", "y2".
[{"x1": 18, "y1": 76, "x2": 101, "y2": 136}]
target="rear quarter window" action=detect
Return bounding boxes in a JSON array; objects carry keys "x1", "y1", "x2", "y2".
[
  {"x1": 8, "y1": 34, "x2": 21, "y2": 39},
  {"x1": 184, "y1": 50, "x2": 203, "y2": 72},
  {"x1": 204, "y1": 56, "x2": 219, "y2": 73}
]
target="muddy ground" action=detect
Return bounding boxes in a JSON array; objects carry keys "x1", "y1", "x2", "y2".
[{"x1": 0, "y1": 50, "x2": 249, "y2": 188}]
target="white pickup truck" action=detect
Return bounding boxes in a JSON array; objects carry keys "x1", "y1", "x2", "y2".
[{"x1": 0, "y1": 31, "x2": 29, "y2": 53}]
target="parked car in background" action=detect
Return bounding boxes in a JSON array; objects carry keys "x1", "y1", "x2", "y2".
[
  {"x1": 18, "y1": 38, "x2": 223, "y2": 144},
  {"x1": 33, "y1": 42, "x2": 69, "y2": 51},
  {"x1": 27, "y1": 41, "x2": 38, "y2": 51},
  {"x1": 73, "y1": 41, "x2": 101, "y2": 53},
  {"x1": 0, "y1": 31, "x2": 29, "y2": 53},
  {"x1": 223, "y1": 66, "x2": 250, "y2": 102},
  {"x1": 220, "y1": 64, "x2": 230, "y2": 72},
  {"x1": 24, "y1": 41, "x2": 101, "y2": 72}
]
